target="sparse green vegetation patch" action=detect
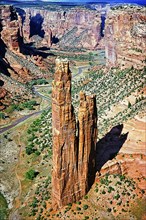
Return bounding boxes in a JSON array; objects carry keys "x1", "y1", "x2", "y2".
[
  {"x1": 27, "y1": 78, "x2": 50, "y2": 89},
  {"x1": 5, "y1": 100, "x2": 39, "y2": 113},
  {"x1": 93, "y1": 173, "x2": 145, "y2": 217},
  {"x1": 25, "y1": 169, "x2": 39, "y2": 180},
  {"x1": 0, "y1": 193, "x2": 9, "y2": 220},
  {"x1": 26, "y1": 109, "x2": 52, "y2": 157},
  {"x1": 71, "y1": 67, "x2": 145, "y2": 137}
]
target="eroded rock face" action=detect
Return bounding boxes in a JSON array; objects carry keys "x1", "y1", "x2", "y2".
[
  {"x1": 20, "y1": 7, "x2": 102, "y2": 50},
  {"x1": 78, "y1": 92, "x2": 97, "y2": 194},
  {"x1": 52, "y1": 59, "x2": 97, "y2": 209},
  {"x1": 0, "y1": 5, "x2": 21, "y2": 52},
  {"x1": 105, "y1": 6, "x2": 146, "y2": 69},
  {"x1": 0, "y1": 87, "x2": 8, "y2": 110}
]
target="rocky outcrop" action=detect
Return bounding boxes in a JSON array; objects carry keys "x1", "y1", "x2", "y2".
[
  {"x1": 22, "y1": 8, "x2": 31, "y2": 42},
  {"x1": 0, "y1": 5, "x2": 21, "y2": 52},
  {"x1": 41, "y1": 28, "x2": 52, "y2": 48},
  {"x1": 0, "y1": 87, "x2": 8, "y2": 110},
  {"x1": 0, "y1": 73, "x2": 30, "y2": 97},
  {"x1": 0, "y1": 73, "x2": 32, "y2": 109},
  {"x1": 19, "y1": 6, "x2": 102, "y2": 50},
  {"x1": 105, "y1": 6, "x2": 146, "y2": 69},
  {"x1": 52, "y1": 59, "x2": 97, "y2": 209}
]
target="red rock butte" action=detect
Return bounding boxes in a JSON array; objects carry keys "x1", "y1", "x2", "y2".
[{"x1": 52, "y1": 58, "x2": 97, "y2": 209}]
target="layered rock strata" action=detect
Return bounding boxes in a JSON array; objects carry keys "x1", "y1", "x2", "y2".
[
  {"x1": 105, "y1": 6, "x2": 146, "y2": 69},
  {"x1": 52, "y1": 59, "x2": 97, "y2": 209},
  {"x1": 0, "y1": 5, "x2": 21, "y2": 52},
  {"x1": 19, "y1": 7, "x2": 102, "y2": 50}
]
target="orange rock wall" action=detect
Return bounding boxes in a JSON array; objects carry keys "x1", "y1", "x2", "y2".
[
  {"x1": 0, "y1": 5, "x2": 21, "y2": 52},
  {"x1": 52, "y1": 59, "x2": 97, "y2": 209},
  {"x1": 105, "y1": 7, "x2": 146, "y2": 69},
  {"x1": 21, "y1": 7, "x2": 102, "y2": 50}
]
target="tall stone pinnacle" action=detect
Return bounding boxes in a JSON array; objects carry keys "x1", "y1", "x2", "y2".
[{"x1": 52, "y1": 58, "x2": 97, "y2": 209}]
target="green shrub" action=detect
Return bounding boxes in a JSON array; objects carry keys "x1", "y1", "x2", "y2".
[
  {"x1": 95, "y1": 188, "x2": 98, "y2": 193},
  {"x1": 25, "y1": 169, "x2": 39, "y2": 180},
  {"x1": 83, "y1": 204, "x2": 88, "y2": 210},
  {"x1": 35, "y1": 151, "x2": 41, "y2": 156},
  {"x1": 102, "y1": 190, "x2": 106, "y2": 194},
  {"x1": 0, "y1": 193, "x2": 8, "y2": 220},
  {"x1": 40, "y1": 208, "x2": 43, "y2": 213},
  {"x1": 42, "y1": 201, "x2": 46, "y2": 209},
  {"x1": 114, "y1": 194, "x2": 120, "y2": 200},
  {"x1": 26, "y1": 146, "x2": 36, "y2": 155},
  {"x1": 108, "y1": 186, "x2": 115, "y2": 193},
  {"x1": 119, "y1": 175, "x2": 125, "y2": 181},
  {"x1": 5, "y1": 104, "x2": 17, "y2": 113},
  {"x1": 84, "y1": 216, "x2": 89, "y2": 220},
  {"x1": 76, "y1": 206, "x2": 81, "y2": 211},
  {"x1": 128, "y1": 101, "x2": 131, "y2": 108},
  {"x1": 0, "y1": 112, "x2": 5, "y2": 119},
  {"x1": 76, "y1": 201, "x2": 81, "y2": 205}
]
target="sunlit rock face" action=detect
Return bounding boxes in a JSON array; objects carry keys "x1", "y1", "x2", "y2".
[
  {"x1": 19, "y1": 7, "x2": 102, "y2": 50},
  {"x1": 52, "y1": 59, "x2": 97, "y2": 209},
  {"x1": 105, "y1": 6, "x2": 146, "y2": 69},
  {"x1": 0, "y1": 5, "x2": 21, "y2": 52}
]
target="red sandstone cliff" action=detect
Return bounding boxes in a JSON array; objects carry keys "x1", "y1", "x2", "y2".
[
  {"x1": 104, "y1": 6, "x2": 146, "y2": 69},
  {"x1": 20, "y1": 7, "x2": 102, "y2": 50},
  {"x1": 0, "y1": 5, "x2": 21, "y2": 52},
  {"x1": 52, "y1": 59, "x2": 97, "y2": 209}
]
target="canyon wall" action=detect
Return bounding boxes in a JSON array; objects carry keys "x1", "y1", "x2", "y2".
[
  {"x1": 0, "y1": 5, "x2": 21, "y2": 52},
  {"x1": 105, "y1": 6, "x2": 146, "y2": 69},
  {"x1": 52, "y1": 59, "x2": 97, "y2": 209},
  {"x1": 19, "y1": 6, "x2": 102, "y2": 50}
]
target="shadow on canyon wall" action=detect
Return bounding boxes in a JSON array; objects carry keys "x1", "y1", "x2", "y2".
[
  {"x1": 0, "y1": 80, "x2": 4, "y2": 86},
  {"x1": 16, "y1": 7, "x2": 26, "y2": 25},
  {"x1": 52, "y1": 36, "x2": 59, "y2": 44},
  {"x1": 21, "y1": 43, "x2": 55, "y2": 58},
  {"x1": 100, "y1": 15, "x2": 106, "y2": 37},
  {"x1": 0, "y1": 37, "x2": 11, "y2": 77},
  {"x1": 96, "y1": 124, "x2": 128, "y2": 173},
  {"x1": 30, "y1": 13, "x2": 45, "y2": 38}
]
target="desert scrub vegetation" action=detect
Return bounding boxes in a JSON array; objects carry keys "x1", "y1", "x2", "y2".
[
  {"x1": 5, "y1": 100, "x2": 39, "y2": 113},
  {"x1": 71, "y1": 67, "x2": 145, "y2": 137},
  {"x1": 26, "y1": 109, "x2": 52, "y2": 157},
  {"x1": 94, "y1": 173, "x2": 144, "y2": 215},
  {"x1": 25, "y1": 169, "x2": 39, "y2": 180},
  {"x1": 0, "y1": 193, "x2": 9, "y2": 220},
  {"x1": 0, "y1": 112, "x2": 6, "y2": 119},
  {"x1": 28, "y1": 175, "x2": 52, "y2": 218},
  {"x1": 26, "y1": 78, "x2": 49, "y2": 89},
  {"x1": 51, "y1": 49, "x2": 103, "y2": 62}
]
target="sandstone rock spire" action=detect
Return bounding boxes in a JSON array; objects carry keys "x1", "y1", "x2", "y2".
[
  {"x1": 52, "y1": 58, "x2": 78, "y2": 209},
  {"x1": 78, "y1": 91, "x2": 97, "y2": 195},
  {"x1": 52, "y1": 58, "x2": 97, "y2": 209}
]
